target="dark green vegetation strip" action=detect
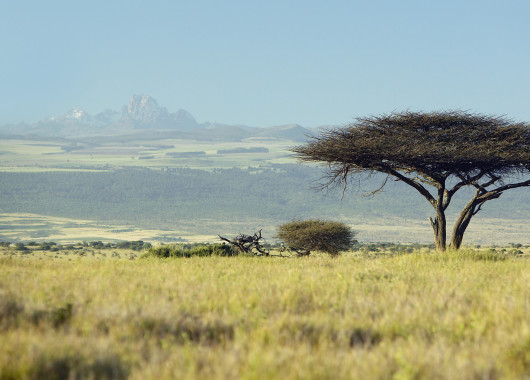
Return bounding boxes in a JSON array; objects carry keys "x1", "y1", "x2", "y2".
[
  {"x1": 0, "y1": 165, "x2": 527, "y2": 229},
  {"x1": 144, "y1": 243, "x2": 237, "y2": 258}
]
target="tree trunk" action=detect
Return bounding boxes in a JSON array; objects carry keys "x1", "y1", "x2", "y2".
[
  {"x1": 450, "y1": 231, "x2": 465, "y2": 250},
  {"x1": 429, "y1": 210, "x2": 447, "y2": 252},
  {"x1": 450, "y1": 205, "x2": 475, "y2": 250}
]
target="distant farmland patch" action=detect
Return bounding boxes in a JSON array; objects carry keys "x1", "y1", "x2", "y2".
[
  {"x1": 166, "y1": 151, "x2": 206, "y2": 157},
  {"x1": 217, "y1": 147, "x2": 269, "y2": 154}
]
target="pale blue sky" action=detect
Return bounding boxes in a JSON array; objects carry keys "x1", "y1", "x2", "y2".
[{"x1": 1, "y1": 0, "x2": 529, "y2": 127}]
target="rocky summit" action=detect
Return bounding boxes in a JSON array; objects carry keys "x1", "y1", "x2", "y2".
[
  {"x1": 0, "y1": 95, "x2": 317, "y2": 141},
  {"x1": 122, "y1": 94, "x2": 198, "y2": 130}
]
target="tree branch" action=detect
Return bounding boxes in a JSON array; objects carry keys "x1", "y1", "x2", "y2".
[
  {"x1": 218, "y1": 230, "x2": 269, "y2": 256},
  {"x1": 448, "y1": 171, "x2": 489, "y2": 197},
  {"x1": 444, "y1": 171, "x2": 502, "y2": 210},
  {"x1": 384, "y1": 167, "x2": 436, "y2": 206},
  {"x1": 368, "y1": 175, "x2": 389, "y2": 196},
  {"x1": 476, "y1": 179, "x2": 530, "y2": 202},
  {"x1": 467, "y1": 174, "x2": 502, "y2": 195},
  {"x1": 472, "y1": 203, "x2": 484, "y2": 216}
]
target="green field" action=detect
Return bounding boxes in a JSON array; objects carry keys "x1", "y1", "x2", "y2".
[
  {"x1": 0, "y1": 137, "x2": 294, "y2": 172},
  {"x1": 1, "y1": 247, "x2": 529, "y2": 379}
]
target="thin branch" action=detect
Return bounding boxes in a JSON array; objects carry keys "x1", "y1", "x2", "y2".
[
  {"x1": 468, "y1": 174, "x2": 502, "y2": 194},
  {"x1": 384, "y1": 167, "x2": 436, "y2": 206},
  {"x1": 340, "y1": 165, "x2": 350, "y2": 200},
  {"x1": 444, "y1": 171, "x2": 498, "y2": 210},
  {"x1": 369, "y1": 175, "x2": 389, "y2": 196},
  {"x1": 472, "y1": 203, "x2": 484, "y2": 216},
  {"x1": 408, "y1": 175, "x2": 439, "y2": 187},
  {"x1": 449, "y1": 171, "x2": 488, "y2": 197}
]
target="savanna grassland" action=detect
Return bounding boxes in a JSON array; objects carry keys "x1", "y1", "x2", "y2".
[
  {"x1": 1, "y1": 137, "x2": 529, "y2": 244},
  {"x1": 1, "y1": 247, "x2": 529, "y2": 380},
  {"x1": 1, "y1": 134, "x2": 529, "y2": 380}
]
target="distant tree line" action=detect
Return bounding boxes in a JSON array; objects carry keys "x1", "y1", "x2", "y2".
[
  {"x1": 0, "y1": 165, "x2": 527, "y2": 232},
  {"x1": 1, "y1": 240, "x2": 152, "y2": 252}
]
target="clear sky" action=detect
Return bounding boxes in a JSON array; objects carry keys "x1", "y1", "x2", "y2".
[{"x1": 1, "y1": 0, "x2": 529, "y2": 127}]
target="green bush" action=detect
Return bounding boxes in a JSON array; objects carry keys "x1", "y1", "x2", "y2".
[
  {"x1": 90, "y1": 241, "x2": 105, "y2": 249},
  {"x1": 14, "y1": 243, "x2": 29, "y2": 252},
  {"x1": 277, "y1": 220, "x2": 356, "y2": 256},
  {"x1": 115, "y1": 240, "x2": 152, "y2": 251},
  {"x1": 143, "y1": 243, "x2": 237, "y2": 258},
  {"x1": 39, "y1": 243, "x2": 52, "y2": 250}
]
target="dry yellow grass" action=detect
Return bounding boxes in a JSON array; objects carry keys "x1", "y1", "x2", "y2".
[{"x1": 1, "y1": 248, "x2": 529, "y2": 379}]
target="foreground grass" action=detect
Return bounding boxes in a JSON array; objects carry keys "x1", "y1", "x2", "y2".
[{"x1": 0, "y1": 249, "x2": 529, "y2": 379}]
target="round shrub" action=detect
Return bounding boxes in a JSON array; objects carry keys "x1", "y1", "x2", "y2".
[{"x1": 277, "y1": 220, "x2": 356, "y2": 256}]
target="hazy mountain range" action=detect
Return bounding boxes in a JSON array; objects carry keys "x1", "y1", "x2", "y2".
[{"x1": 0, "y1": 94, "x2": 320, "y2": 142}]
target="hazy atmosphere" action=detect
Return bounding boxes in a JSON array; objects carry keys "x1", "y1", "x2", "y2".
[
  {"x1": 1, "y1": 2, "x2": 530, "y2": 379},
  {"x1": 0, "y1": 0, "x2": 528, "y2": 244},
  {"x1": 2, "y1": 0, "x2": 530, "y2": 127}
]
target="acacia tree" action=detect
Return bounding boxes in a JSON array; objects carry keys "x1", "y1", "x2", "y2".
[{"x1": 293, "y1": 111, "x2": 530, "y2": 251}]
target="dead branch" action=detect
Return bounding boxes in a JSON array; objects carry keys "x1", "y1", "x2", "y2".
[{"x1": 218, "y1": 230, "x2": 269, "y2": 256}]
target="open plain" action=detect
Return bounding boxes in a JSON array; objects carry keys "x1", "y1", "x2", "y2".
[
  {"x1": 1, "y1": 134, "x2": 529, "y2": 379},
  {"x1": 1, "y1": 246, "x2": 529, "y2": 379}
]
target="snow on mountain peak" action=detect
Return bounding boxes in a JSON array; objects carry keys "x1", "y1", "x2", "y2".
[
  {"x1": 3, "y1": 95, "x2": 206, "y2": 136},
  {"x1": 66, "y1": 108, "x2": 89, "y2": 120}
]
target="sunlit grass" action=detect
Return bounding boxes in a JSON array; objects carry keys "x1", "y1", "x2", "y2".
[
  {"x1": 1, "y1": 248, "x2": 529, "y2": 379},
  {"x1": 0, "y1": 213, "x2": 205, "y2": 243},
  {"x1": 0, "y1": 137, "x2": 294, "y2": 172}
]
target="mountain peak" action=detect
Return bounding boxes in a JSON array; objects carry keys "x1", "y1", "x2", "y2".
[
  {"x1": 126, "y1": 94, "x2": 168, "y2": 123},
  {"x1": 66, "y1": 108, "x2": 89, "y2": 120},
  {"x1": 48, "y1": 108, "x2": 92, "y2": 124},
  {"x1": 0, "y1": 94, "x2": 308, "y2": 140}
]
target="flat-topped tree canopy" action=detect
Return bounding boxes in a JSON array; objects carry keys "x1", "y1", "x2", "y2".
[
  {"x1": 295, "y1": 111, "x2": 529, "y2": 182},
  {"x1": 293, "y1": 110, "x2": 530, "y2": 251}
]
